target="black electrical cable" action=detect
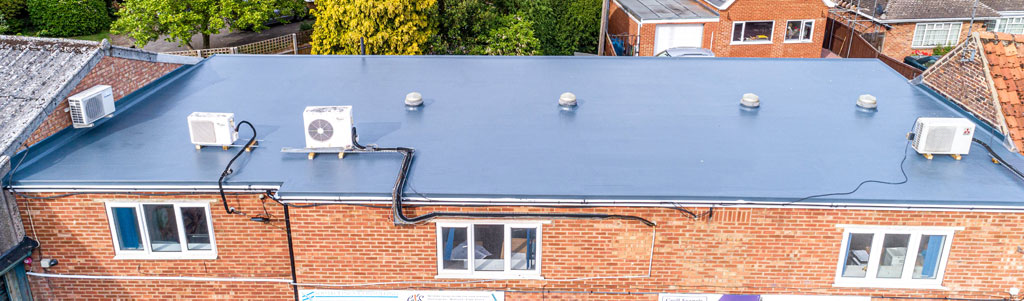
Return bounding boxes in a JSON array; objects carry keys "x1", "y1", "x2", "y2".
[
  {"x1": 972, "y1": 138, "x2": 1024, "y2": 181},
  {"x1": 782, "y1": 140, "x2": 911, "y2": 205},
  {"x1": 219, "y1": 120, "x2": 257, "y2": 215}
]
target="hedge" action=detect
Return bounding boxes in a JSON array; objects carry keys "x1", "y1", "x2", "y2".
[
  {"x1": 27, "y1": 0, "x2": 110, "y2": 37},
  {"x1": 0, "y1": 0, "x2": 28, "y2": 33}
]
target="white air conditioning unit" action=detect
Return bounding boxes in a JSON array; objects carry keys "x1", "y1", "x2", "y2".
[
  {"x1": 187, "y1": 112, "x2": 238, "y2": 147},
  {"x1": 912, "y1": 117, "x2": 975, "y2": 157},
  {"x1": 68, "y1": 85, "x2": 115, "y2": 128},
  {"x1": 303, "y1": 106, "x2": 353, "y2": 149}
]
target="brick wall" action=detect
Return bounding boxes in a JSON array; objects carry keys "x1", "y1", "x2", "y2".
[
  {"x1": 922, "y1": 36, "x2": 1004, "y2": 131},
  {"x1": 15, "y1": 192, "x2": 1024, "y2": 300},
  {"x1": 708, "y1": 0, "x2": 829, "y2": 58},
  {"x1": 23, "y1": 56, "x2": 181, "y2": 147},
  {"x1": 880, "y1": 22, "x2": 989, "y2": 59}
]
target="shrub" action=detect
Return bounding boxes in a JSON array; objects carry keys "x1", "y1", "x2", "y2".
[
  {"x1": 0, "y1": 0, "x2": 28, "y2": 33},
  {"x1": 933, "y1": 44, "x2": 954, "y2": 57},
  {"x1": 27, "y1": 0, "x2": 110, "y2": 37},
  {"x1": 300, "y1": 21, "x2": 313, "y2": 31}
]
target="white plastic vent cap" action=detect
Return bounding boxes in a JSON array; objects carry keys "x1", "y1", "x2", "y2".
[
  {"x1": 740, "y1": 93, "x2": 760, "y2": 108},
  {"x1": 558, "y1": 92, "x2": 577, "y2": 106},
  {"x1": 857, "y1": 94, "x2": 877, "y2": 109},
  {"x1": 405, "y1": 92, "x2": 423, "y2": 106}
]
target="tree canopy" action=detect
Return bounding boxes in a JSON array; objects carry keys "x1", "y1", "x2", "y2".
[
  {"x1": 310, "y1": 0, "x2": 436, "y2": 55},
  {"x1": 112, "y1": 0, "x2": 305, "y2": 49}
]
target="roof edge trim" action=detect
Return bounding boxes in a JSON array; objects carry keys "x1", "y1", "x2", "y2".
[{"x1": 108, "y1": 46, "x2": 202, "y2": 65}]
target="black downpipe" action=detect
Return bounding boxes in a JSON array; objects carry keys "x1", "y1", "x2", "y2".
[
  {"x1": 283, "y1": 204, "x2": 299, "y2": 301},
  {"x1": 346, "y1": 128, "x2": 656, "y2": 227},
  {"x1": 219, "y1": 121, "x2": 257, "y2": 215}
]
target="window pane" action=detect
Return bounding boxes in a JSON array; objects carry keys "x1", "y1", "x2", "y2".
[
  {"x1": 112, "y1": 207, "x2": 143, "y2": 250},
  {"x1": 743, "y1": 22, "x2": 773, "y2": 41},
  {"x1": 511, "y1": 228, "x2": 537, "y2": 271},
  {"x1": 732, "y1": 23, "x2": 743, "y2": 41},
  {"x1": 143, "y1": 204, "x2": 181, "y2": 252},
  {"x1": 842, "y1": 233, "x2": 873, "y2": 277},
  {"x1": 785, "y1": 21, "x2": 801, "y2": 40},
  {"x1": 473, "y1": 224, "x2": 505, "y2": 271},
  {"x1": 181, "y1": 207, "x2": 211, "y2": 250},
  {"x1": 913, "y1": 235, "x2": 945, "y2": 279},
  {"x1": 876, "y1": 234, "x2": 910, "y2": 278},
  {"x1": 441, "y1": 227, "x2": 468, "y2": 270},
  {"x1": 803, "y1": 21, "x2": 814, "y2": 40}
]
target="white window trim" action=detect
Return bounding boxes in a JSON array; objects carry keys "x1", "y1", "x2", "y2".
[
  {"x1": 104, "y1": 201, "x2": 218, "y2": 260},
  {"x1": 731, "y1": 21, "x2": 776, "y2": 45},
  {"x1": 832, "y1": 225, "x2": 962, "y2": 289},
  {"x1": 911, "y1": 22, "x2": 963, "y2": 49},
  {"x1": 435, "y1": 221, "x2": 544, "y2": 280},
  {"x1": 783, "y1": 20, "x2": 815, "y2": 43},
  {"x1": 994, "y1": 17, "x2": 1024, "y2": 34}
]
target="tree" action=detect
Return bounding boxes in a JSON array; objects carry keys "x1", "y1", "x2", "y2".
[
  {"x1": 0, "y1": 0, "x2": 28, "y2": 33},
  {"x1": 112, "y1": 0, "x2": 305, "y2": 50},
  {"x1": 470, "y1": 14, "x2": 539, "y2": 55},
  {"x1": 310, "y1": 0, "x2": 436, "y2": 55},
  {"x1": 429, "y1": 0, "x2": 540, "y2": 55},
  {"x1": 526, "y1": 0, "x2": 601, "y2": 55}
]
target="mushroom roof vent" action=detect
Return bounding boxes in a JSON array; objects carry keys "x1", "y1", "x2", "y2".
[
  {"x1": 857, "y1": 94, "x2": 877, "y2": 109},
  {"x1": 740, "y1": 93, "x2": 760, "y2": 108},
  {"x1": 558, "y1": 92, "x2": 577, "y2": 106},
  {"x1": 405, "y1": 92, "x2": 423, "y2": 106}
]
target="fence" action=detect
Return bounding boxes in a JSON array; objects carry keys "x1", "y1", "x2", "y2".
[
  {"x1": 165, "y1": 29, "x2": 314, "y2": 58},
  {"x1": 607, "y1": 34, "x2": 638, "y2": 57},
  {"x1": 823, "y1": 18, "x2": 923, "y2": 80}
]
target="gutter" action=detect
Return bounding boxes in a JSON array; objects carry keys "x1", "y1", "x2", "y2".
[{"x1": 878, "y1": 17, "x2": 999, "y2": 23}]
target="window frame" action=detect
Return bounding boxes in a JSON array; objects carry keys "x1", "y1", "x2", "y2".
[
  {"x1": 783, "y1": 20, "x2": 815, "y2": 43},
  {"x1": 731, "y1": 21, "x2": 776, "y2": 45},
  {"x1": 435, "y1": 221, "x2": 545, "y2": 279},
  {"x1": 994, "y1": 17, "x2": 1024, "y2": 35},
  {"x1": 911, "y1": 22, "x2": 963, "y2": 48},
  {"x1": 833, "y1": 225, "x2": 961, "y2": 289},
  {"x1": 104, "y1": 201, "x2": 218, "y2": 260}
]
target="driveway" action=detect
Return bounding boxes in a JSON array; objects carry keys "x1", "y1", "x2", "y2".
[{"x1": 110, "y1": 22, "x2": 307, "y2": 52}]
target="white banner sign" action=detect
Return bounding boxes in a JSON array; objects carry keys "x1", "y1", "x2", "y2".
[{"x1": 299, "y1": 289, "x2": 504, "y2": 301}]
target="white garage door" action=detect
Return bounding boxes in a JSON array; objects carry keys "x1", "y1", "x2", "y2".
[{"x1": 653, "y1": 24, "x2": 704, "y2": 55}]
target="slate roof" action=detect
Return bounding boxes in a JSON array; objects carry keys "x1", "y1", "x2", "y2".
[
  {"x1": 7, "y1": 55, "x2": 1024, "y2": 209},
  {"x1": 980, "y1": 32, "x2": 1024, "y2": 149},
  {"x1": 0, "y1": 36, "x2": 102, "y2": 158},
  {"x1": 838, "y1": 0, "x2": 1002, "y2": 21},
  {"x1": 617, "y1": 0, "x2": 719, "y2": 21}
]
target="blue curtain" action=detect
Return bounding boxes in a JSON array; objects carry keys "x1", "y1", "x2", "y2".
[
  {"x1": 920, "y1": 235, "x2": 944, "y2": 278},
  {"x1": 114, "y1": 208, "x2": 141, "y2": 250}
]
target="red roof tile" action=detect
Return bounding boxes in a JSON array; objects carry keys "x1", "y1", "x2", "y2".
[{"x1": 981, "y1": 32, "x2": 1024, "y2": 153}]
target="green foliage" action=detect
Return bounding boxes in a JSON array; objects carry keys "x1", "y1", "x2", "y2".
[
  {"x1": 27, "y1": 0, "x2": 110, "y2": 37},
  {"x1": 0, "y1": 0, "x2": 28, "y2": 33},
  {"x1": 112, "y1": 0, "x2": 304, "y2": 49},
  {"x1": 300, "y1": 21, "x2": 313, "y2": 31},
  {"x1": 310, "y1": 0, "x2": 436, "y2": 55},
  {"x1": 0, "y1": 13, "x2": 9, "y2": 34},
  {"x1": 470, "y1": 14, "x2": 539, "y2": 55},
  {"x1": 933, "y1": 44, "x2": 954, "y2": 56},
  {"x1": 525, "y1": 0, "x2": 601, "y2": 55}
]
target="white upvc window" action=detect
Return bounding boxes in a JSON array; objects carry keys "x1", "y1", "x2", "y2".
[
  {"x1": 784, "y1": 20, "x2": 815, "y2": 43},
  {"x1": 104, "y1": 201, "x2": 217, "y2": 260},
  {"x1": 435, "y1": 221, "x2": 544, "y2": 279},
  {"x1": 995, "y1": 17, "x2": 1024, "y2": 34},
  {"x1": 912, "y1": 22, "x2": 963, "y2": 48},
  {"x1": 833, "y1": 225, "x2": 960, "y2": 289},
  {"x1": 731, "y1": 21, "x2": 775, "y2": 44}
]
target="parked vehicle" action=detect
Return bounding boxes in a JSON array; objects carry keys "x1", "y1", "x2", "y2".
[{"x1": 655, "y1": 47, "x2": 715, "y2": 57}]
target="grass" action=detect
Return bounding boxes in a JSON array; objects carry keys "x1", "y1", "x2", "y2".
[{"x1": 70, "y1": 29, "x2": 111, "y2": 42}]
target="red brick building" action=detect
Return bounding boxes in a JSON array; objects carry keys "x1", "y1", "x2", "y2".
[
  {"x1": 5, "y1": 54, "x2": 1024, "y2": 301},
  {"x1": 606, "y1": 0, "x2": 835, "y2": 57}
]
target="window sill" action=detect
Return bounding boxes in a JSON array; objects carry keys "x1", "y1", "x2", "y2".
[
  {"x1": 730, "y1": 41, "x2": 774, "y2": 45},
  {"x1": 832, "y1": 282, "x2": 948, "y2": 290},
  {"x1": 783, "y1": 40, "x2": 814, "y2": 44},
  {"x1": 113, "y1": 253, "x2": 218, "y2": 260},
  {"x1": 435, "y1": 273, "x2": 544, "y2": 280}
]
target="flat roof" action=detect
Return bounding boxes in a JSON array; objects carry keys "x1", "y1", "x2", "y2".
[
  {"x1": 8, "y1": 55, "x2": 1024, "y2": 208},
  {"x1": 617, "y1": 0, "x2": 719, "y2": 21}
]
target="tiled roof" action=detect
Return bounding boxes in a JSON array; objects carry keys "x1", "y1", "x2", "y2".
[
  {"x1": 980, "y1": 31, "x2": 1024, "y2": 150},
  {"x1": 837, "y1": 0, "x2": 1001, "y2": 21},
  {"x1": 0, "y1": 36, "x2": 101, "y2": 158},
  {"x1": 979, "y1": 0, "x2": 1023, "y2": 12}
]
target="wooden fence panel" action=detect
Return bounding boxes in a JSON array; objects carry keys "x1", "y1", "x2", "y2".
[
  {"x1": 162, "y1": 30, "x2": 315, "y2": 58},
  {"x1": 824, "y1": 18, "x2": 923, "y2": 80}
]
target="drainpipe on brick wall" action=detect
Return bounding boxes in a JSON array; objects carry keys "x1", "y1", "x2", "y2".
[{"x1": 283, "y1": 204, "x2": 299, "y2": 301}]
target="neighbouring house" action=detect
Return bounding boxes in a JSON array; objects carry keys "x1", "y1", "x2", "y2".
[
  {"x1": 4, "y1": 54, "x2": 1024, "y2": 300},
  {"x1": 0, "y1": 35, "x2": 197, "y2": 300},
  {"x1": 605, "y1": 0, "x2": 836, "y2": 57},
  {"x1": 919, "y1": 31, "x2": 1024, "y2": 152},
  {"x1": 834, "y1": 0, "x2": 1023, "y2": 59}
]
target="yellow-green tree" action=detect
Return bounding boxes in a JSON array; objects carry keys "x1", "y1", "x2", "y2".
[{"x1": 311, "y1": 0, "x2": 436, "y2": 55}]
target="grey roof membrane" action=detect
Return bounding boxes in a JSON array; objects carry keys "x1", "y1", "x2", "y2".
[
  {"x1": 8, "y1": 55, "x2": 1024, "y2": 207},
  {"x1": 618, "y1": 0, "x2": 719, "y2": 21},
  {"x1": 0, "y1": 36, "x2": 99, "y2": 157}
]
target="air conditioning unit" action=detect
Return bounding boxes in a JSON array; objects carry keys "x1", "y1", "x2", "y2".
[
  {"x1": 912, "y1": 117, "x2": 975, "y2": 158},
  {"x1": 68, "y1": 85, "x2": 114, "y2": 128},
  {"x1": 187, "y1": 112, "x2": 238, "y2": 147},
  {"x1": 303, "y1": 106, "x2": 353, "y2": 149}
]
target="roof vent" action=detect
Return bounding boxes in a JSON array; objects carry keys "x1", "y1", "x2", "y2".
[
  {"x1": 558, "y1": 92, "x2": 577, "y2": 107},
  {"x1": 405, "y1": 92, "x2": 423, "y2": 106},
  {"x1": 740, "y1": 93, "x2": 759, "y2": 108},
  {"x1": 857, "y1": 94, "x2": 877, "y2": 109}
]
